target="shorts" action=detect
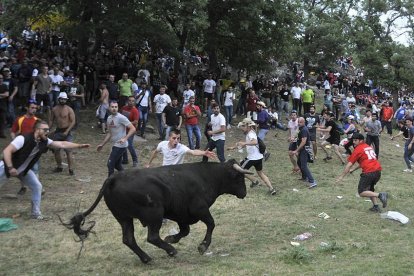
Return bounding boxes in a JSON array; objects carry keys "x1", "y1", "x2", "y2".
[
  {"x1": 204, "y1": 92, "x2": 213, "y2": 100},
  {"x1": 288, "y1": 142, "x2": 297, "y2": 151},
  {"x1": 36, "y1": 93, "x2": 50, "y2": 108},
  {"x1": 51, "y1": 128, "x2": 73, "y2": 151},
  {"x1": 99, "y1": 103, "x2": 108, "y2": 120},
  {"x1": 309, "y1": 132, "x2": 316, "y2": 142},
  {"x1": 326, "y1": 136, "x2": 340, "y2": 145},
  {"x1": 358, "y1": 171, "x2": 381, "y2": 194},
  {"x1": 240, "y1": 158, "x2": 263, "y2": 171}
]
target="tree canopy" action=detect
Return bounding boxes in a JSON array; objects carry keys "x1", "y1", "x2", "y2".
[{"x1": 2, "y1": 0, "x2": 414, "y2": 89}]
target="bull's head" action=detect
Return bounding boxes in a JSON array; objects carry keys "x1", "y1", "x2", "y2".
[{"x1": 224, "y1": 159, "x2": 251, "y2": 198}]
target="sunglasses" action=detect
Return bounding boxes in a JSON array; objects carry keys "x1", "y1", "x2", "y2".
[{"x1": 38, "y1": 128, "x2": 50, "y2": 133}]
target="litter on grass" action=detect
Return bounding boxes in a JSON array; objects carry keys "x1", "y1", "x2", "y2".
[
  {"x1": 293, "y1": 232, "x2": 312, "y2": 241},
  {"x1": 380, "y1": 211, "x2": 409, "y2": 224},
  {"x1": 318, "y1": 212, "x2": 330, "y2": 219}
]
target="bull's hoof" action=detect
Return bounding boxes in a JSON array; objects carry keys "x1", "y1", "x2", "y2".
[
  {"x1": 164, "y1": 235, "x2": 178, "y2": 244},
  {"x1": 198, "y1": 243, "x2": 208, "y2": 255},
  {"x1": 140, "y1": 256, "x2": 152, "y2": 264},
  {"x1": 168, "y1": 248, "x2": 177, "y2": 257}
]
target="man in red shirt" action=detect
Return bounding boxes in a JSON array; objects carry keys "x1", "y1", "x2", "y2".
[
  {"x1": 183, "y1": 96, "x2": 202, "y2": 149},
  {"x1": 245, "y1": 89, "x2": 259, "y2": 120},
  {"x1": 10, "y1": 100, "x2": 39, "y2": 195},
  {"x1": 336, "y1": 133, "x2": 388, "y2": 213},
  {"x1": 121, "y1": 96, "x2": 139, "y2": 167},
  {"x1": 380, "y1": 101, "x2": 394, "y2": 136},
  {"x1": 11, "y1": 101, "x2": 38, "y2": 139}
]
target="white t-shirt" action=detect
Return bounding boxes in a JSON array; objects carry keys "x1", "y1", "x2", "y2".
[
  {"x1": 183, "y1": 89, "x2": 195, "y2": 105},
  {"x1": 203, "y1": 79, "x2": 216, "y2": 93},
  {"x1": 11, "y1": 136, "x2": 53, "y2": 174},
  {"x1": 49, "y1": 74, "x2": 64, "y2": 91},
  {"x1": 32, "y1": 68, "x2": 39, "y2": 77},
  {"x1": 246, "y1": 130, "x2": 263, "y2": 160},
  {"x1": 131, "y1": 82, "x2": 139, "y2": 93},
  {"x1": 288, "y1": 119, "x2": 299, "y2": 141},
  {"x1": 291, "y1": 86, "x2": 302, "y2": 99},
  {"x1": 224, "y1": 91, "x2": 235, "y2": 106},
  {"x1": 107, "y1": 113, "x2": 132, "y2": 148},
  {"x1": 136, "y1": 90, "x2": 151, "y2": 107},
  {"x1": 156, "y1": 141, "x2": 190, "y2": 166},
  {"x1": 153, "y1": 93, "x2": 171, "y2": 114},
  {"x1": 323, "y1": 80, "x2": 330, "y2": 90},
  {"x1": 210, "y1": 113, "x2": 226, "y2": 141}
]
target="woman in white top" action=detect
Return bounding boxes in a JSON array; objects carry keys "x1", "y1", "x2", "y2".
[
  {"x1": 223, "y1": 86, "x2": 236, "y2": 128},
  {"x1": 228, "y1": 118, "x2": 277, "y2": 196}
]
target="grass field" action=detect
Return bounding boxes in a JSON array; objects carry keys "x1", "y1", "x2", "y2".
[{"x1": 1, "y1": 105, "x2": 414, "y2": 276}]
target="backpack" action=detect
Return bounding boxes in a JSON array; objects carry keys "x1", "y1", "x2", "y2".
[{"x1": 257, "y1": 137, "x2": 266, "y2": 154}]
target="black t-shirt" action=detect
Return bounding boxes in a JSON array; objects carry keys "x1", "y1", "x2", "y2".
[
  {"x1": 326, "y1": 120, "x2": 340, "y2": 140},
  {"x1": 0, "y1": 83, "x2": 9, "y2": 106},
  {"x1": 304, "y1": 113, "x2": 320, "y2": 134},
  {"x1": 298, "y1": 126, "x2": 310, "y2": 148},
  {"x1": 163, "y1": 105, "x2": 181, "y2": 126},
  {"x1": 279, "y1": 88, "x2": 290, "y2": 102}
]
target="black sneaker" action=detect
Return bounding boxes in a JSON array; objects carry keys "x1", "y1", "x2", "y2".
[
  {"x1": 17, "y1": 186, "x2": 27, "y2": 195},
  {"x1": 269, "y1": 188, "x2": 277, "y2": 196},
  {"x1": 250, "y1": 180, "x2": 260, "y2": 188},
  {"x1": 369, "y1": 205, "x2": 381, "y2": 213},
  {"x1": 53, "y1": 167, "x2": 63, "y2": 173},
  {"x1": 378, "y1": 192, "x2": 388, "y2": 208},
  {"x1": 323, "y1": 156, "x2": 332, "y2": 162},
  {"x1": 69, "y1": 169, "x2": 75, "y2": 176},
  {"x1": 122, "y1": 160, "x2": 129, "y2": 165}
]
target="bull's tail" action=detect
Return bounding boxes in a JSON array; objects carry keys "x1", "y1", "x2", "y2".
[{"x1": 60, "y1": 177, "x2": 113, "y2": 243}]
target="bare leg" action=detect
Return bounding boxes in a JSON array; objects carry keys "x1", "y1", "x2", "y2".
[{"x1": 257, "y1": 170, "x2": 274, "y2": 190}]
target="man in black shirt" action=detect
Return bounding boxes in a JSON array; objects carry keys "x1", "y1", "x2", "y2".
[
  {"x1": 304, "y1": 105, "x2": 320, "y2": 158},
  {"x1": 317, "y1": 112, "x2": 346, "y2": 164},
  {"x1": 279, "y1": 83, "x2": 290, "y2": 121},
  {"x1": 162, "y1": 98, "x2": 182, "y2": 140}
]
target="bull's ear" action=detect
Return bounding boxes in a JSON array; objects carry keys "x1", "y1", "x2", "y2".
[{"x1": 232, "y1": 164, "x2": 253, "y2": 175}]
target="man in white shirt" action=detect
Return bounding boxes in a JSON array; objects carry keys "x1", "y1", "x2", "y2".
[
  {"x1": 290, "y1": 82, "x2": 302, "y2": 115},
  {"x1": 153, "y1": 85, "x2": 171, "y2": 140},
  {"x1": 146, "y1": 128, "x2": 216, "y2": 167},
  {"x1": 203, "y1": 103, "x2": 226, "y2": 163},
  {"x1": 203, "y1": 73, "x2": 216, "y2": 113},
  {"x1": 182, "y1": 82, "x2": 195, "y2": 110},
  {"x1": 49, "y1": 66, "x2": 64, "y2": 107}
]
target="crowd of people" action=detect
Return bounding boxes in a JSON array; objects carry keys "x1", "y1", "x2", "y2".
[{"x1": 1, "y1": 27, "x2": 414, "y2": 220}]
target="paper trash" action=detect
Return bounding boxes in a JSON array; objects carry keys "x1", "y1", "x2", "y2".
[{"x1": 380, "y1": 211, "x2": 409, "y2": 224}]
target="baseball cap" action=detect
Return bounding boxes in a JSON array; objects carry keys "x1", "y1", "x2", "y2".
[
  {"x1": 352, "y1": 133, "x2": 365, "y2": 140},
  {"x1": 58, "y1": 92, "x2": 68, "y2": 99}
]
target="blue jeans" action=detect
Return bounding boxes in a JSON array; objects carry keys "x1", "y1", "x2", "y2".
[
  {"x1": 224, "y1": 105, "x2": 233, "y2": 125},
  {"x1": 108, "y1": 146, "x2": 127, "y2": 177},
  {"x1": 185, "y1": 124, "x2": 201, "y2": 149},
  {"x1": 297, "y1": 149, "x2": 315, "y2": 183},
  {"x1": 203, "y1": 139, "x2": 225, "y2": 163},
  {"x1": 138, "y1": 106, "x2": 149, "y2": 136},
  {"x1": 404, "y1": 143, "x2": 414, "y2": 169},
  {"x1": 0, "y1": 162, "x2": 43, "y2": 216},
  {"x1": 122, "y1": 135, "x2": 138, "y2": 164},
  {"x1": 156, "y1": 113, "x2": 164, "y2": 139},
  {"x1": 258, "y1": 128, "x2": 269, "y2": 141}
]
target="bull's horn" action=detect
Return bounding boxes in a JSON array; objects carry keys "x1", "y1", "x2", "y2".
[{"x1": 233, "y1": 163, "x2": 254, "y2": 175}]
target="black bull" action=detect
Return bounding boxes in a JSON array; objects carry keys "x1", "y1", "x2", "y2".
[{"x1": 62, "y1": 159, "x2": 252, "y2": 263}]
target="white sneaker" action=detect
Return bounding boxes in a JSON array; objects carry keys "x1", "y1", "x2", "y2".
[
  {"x1": 227, "y1": 124, "x2": 231, "y2": 129},
  {"x1": 403, "y1": 169, "x2": 412, "y2": 173}
]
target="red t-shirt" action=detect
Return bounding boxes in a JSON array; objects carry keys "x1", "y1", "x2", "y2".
[
  {"x1": 121, "y1": 106, "x2": 139, "y2": 127},
  {"x1": 183, "y1": 104, "x2": 201, "y2": 125},
  {"x1": 246, "y1": 95, "x2": 259, "y2": 112},
  {"x1": 348, "y1": 142, "x2": 382, "y2": 173},
  {"x1": 11, "y1": 116, "x2": 38, "y2": 135},
  {"x1": 381, "y1": 106, "x2": 393, "y2": 121}
]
